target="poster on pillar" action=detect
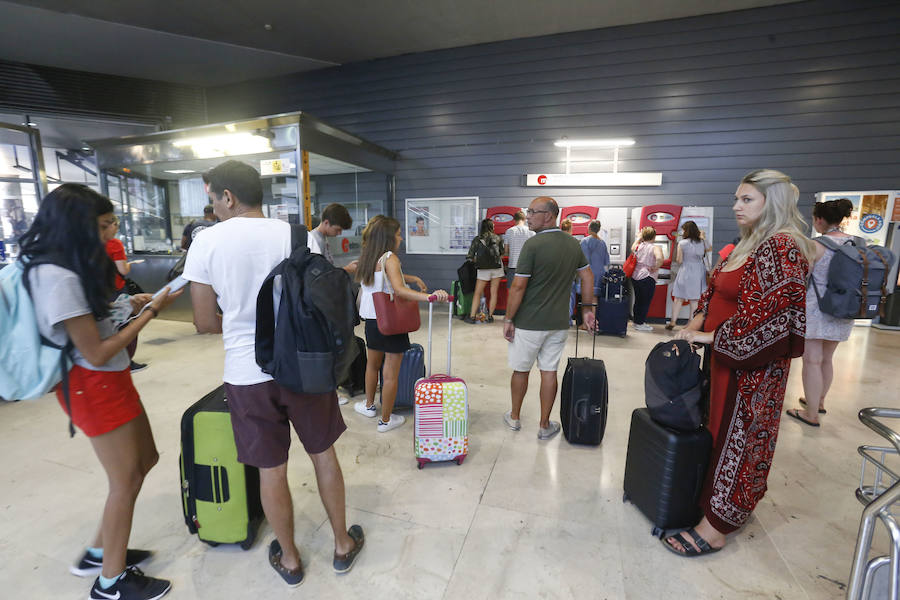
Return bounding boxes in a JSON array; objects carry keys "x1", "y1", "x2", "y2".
[{"x1": 405, "y1": 197, "x2": 479, "y2": 255}]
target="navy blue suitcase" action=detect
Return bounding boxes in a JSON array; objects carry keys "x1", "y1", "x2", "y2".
[
  {"x1": 380, "y1": 343, "x2": 425, "y2": 409},
  {"x1": 596, "y1": 268, "x2": 629, "y2": 337}
]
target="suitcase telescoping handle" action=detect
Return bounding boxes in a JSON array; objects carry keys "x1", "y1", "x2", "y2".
[
  {"x1": 574, "y1": 302, "x2": 598, "y2": 360},
  {"x1": 426, "y1": 295, "x2": 456, "y2": 378}
]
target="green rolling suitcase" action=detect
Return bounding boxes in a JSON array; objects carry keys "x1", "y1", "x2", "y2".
[
  {"x1": 180, "y1": 386, "x2": 263, "y2": 549},
  {"x1": 452, "y1": 281, "x2": 473, "y2": 318}
]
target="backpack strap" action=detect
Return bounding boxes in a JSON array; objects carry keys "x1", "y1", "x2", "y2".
[
  {"x1": 290, "y1": 224, "x2": 309, "y2": 255},
  {"x1": 255, "y1": 262, "x2": 285, "y2": 374},
  {"x1": 21, "y1": 258, "x2": 77, "y2": 436}
]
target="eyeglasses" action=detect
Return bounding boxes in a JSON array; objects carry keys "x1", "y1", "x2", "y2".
[{"x1": 525, "y1": 209, "x2": 550, "y2": 216}]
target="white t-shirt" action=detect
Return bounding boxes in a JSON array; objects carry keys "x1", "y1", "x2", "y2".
[
  {"x1": 307, "y1": 228, "x2": 334, "y2": 265},
  {"x1": 182, "y1": 217, "x2": 292, "y2": 385}
]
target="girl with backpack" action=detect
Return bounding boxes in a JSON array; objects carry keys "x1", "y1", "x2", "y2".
[
  {"x1": 355, "y1": 216, "x2": 448, "y2": 432},
  {"x1": 668, "y1": 169, "x2": 813, "y2": 557},
  {"x1": 463, "y1": 218, "x2": 505, "y2": 324},
  {"x1": 20, "y1": 184, "x2": 181, "y2": 600},
  {"x1": 786, "y1": 198, "x2": 855, "y2": 427}
]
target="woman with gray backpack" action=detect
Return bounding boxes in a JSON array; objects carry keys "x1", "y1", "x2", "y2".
[{"x1": 787, "y1": 198, "x2": 862, "y2": 426}]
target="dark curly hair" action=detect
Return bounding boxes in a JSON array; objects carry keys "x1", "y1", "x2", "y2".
[{"x1": 813, "y1": 198, "x2": 853, "y2": 225}]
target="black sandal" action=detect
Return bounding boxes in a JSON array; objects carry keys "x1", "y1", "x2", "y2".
[
  {"x1": 786, "y1": 408, "x2": 820, "y2": 427},
  {"x1": 799, "y1": 397, "x2": 826, "y2": 414},
  {"x1": 661, "y1": 528, "x2": 722, "y2": 557}
]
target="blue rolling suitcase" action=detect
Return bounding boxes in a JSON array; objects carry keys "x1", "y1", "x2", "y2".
[
  {"x1": 596, "y1": 267, "x2": 629, "y2": 337},
  {"x1": 380, "y1": 343, "x2": 425, "y2": 409}
]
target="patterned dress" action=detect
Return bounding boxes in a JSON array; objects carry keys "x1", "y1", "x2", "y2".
[{"x1": 696, "y1": 233, "x2": 809, "y2": 534}]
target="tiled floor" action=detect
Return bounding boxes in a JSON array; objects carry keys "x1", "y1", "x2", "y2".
[{"x1": 2, "y1": 314, "x2": 898, "y2": 599}]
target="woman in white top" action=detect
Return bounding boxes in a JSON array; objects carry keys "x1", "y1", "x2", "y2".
[
  {"x1": 667, "y1": 220, "x2": 709, "y2": 330},
  {"x1": 355, "y1": 216, "x2": 448, "y2": 432},
  {"x1": 786, "y1": 198, "x2": 855, "y2": 426},
  {"x1": 630, "y1": 226, "x2": 664, "y2": 332}
]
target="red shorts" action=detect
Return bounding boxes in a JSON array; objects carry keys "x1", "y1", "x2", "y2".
[{"x1": 56, "y1": 365, "x2": 143, "y2": 437}]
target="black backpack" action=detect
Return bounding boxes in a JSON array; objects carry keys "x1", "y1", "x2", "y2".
[
  {"x1": 255, "y1": 226, "x2": 359, "y2": 395},
  {"x1": 473, "y1": 236, "x2": 501, "y2": 269},
  {"x1": 644, "y1": 340, "x2": 707, "y2": 431}
]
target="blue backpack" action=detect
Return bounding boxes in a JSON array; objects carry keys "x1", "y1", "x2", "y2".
[
  {"x1": 813, "y1": 237, "x2": 896, "y2": 320},
  {"x1": 0, "y1": 260, "x2": 75, "y2": 435}
]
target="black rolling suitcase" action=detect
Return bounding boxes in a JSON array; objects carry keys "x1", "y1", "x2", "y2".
[
  {"x1": 560, "y1": 317, "x2": 608, "y2": 445},
  {"x1": 180, "y1": 386, "x2": 264, "y2": 549},
  {"x1": 622, "y1": 408, "x2": 711, "y2": 537},
  {"x1": 596, "y1": 267, "x2": 629, "y2": 337}
]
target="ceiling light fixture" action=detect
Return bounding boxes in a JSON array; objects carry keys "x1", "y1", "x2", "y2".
[
  {"x1": 164, "y1": 169, "x2": 196, "y2": 174},
  {"x1": 553, "y1": 139, "x2": 635, "y2": 148},
  {"x1": 172, "y1": 132, "x2": 272, "y2": 159}
]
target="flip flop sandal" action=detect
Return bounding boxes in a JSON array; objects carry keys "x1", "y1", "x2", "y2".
[
  {"x1": 661, "y1": 528, "x2": 722, "y2": 557},
  {"x1": 785, "y1": 408, "x2": 820, "y2": 427},
  {"x1": 798, "y1": 397, "x2": 826, "y2": 414}
]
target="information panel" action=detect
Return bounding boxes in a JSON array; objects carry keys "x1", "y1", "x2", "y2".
[{"x1": 405, "y1": 196, "x2": 479, "y2": 255}]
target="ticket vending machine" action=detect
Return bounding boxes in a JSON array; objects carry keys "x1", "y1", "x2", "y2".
[
  {"x1": 560, "y1": 205, "x2": 598, "y2": 240},
  {"x1": 486, "y1": 206, "x2": 521, "y2": 235},
  {"x1": 631, "y1": 204, "x2": 682, "y2": 320}
]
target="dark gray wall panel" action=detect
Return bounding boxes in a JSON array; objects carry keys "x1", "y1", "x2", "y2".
[{"x1": 208, "y1": 0, "x2": 900, "y2": 290}]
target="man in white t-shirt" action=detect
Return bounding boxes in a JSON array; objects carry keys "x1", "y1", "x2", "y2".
[
  {"x1": 308, "y1": 203, "x2": 357, "y2": 275},
  {"x1": 503, "y1": 210, "x2": 534, "y2": 288},
  {"x1": 183, "y1": 161, "x2": 364, "y2": 585}
]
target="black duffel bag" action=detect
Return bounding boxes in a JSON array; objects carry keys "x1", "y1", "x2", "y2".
[{"x1": 457, "y1": 260, "x2": 477, "y2": 295}]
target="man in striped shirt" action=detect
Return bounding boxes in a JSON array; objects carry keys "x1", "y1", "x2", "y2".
[{"x1": 503, "y1": 210, "x2": 534, "y2": 288}]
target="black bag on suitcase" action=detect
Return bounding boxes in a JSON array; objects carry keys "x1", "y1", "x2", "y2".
[
  {"x1": 623, "y1": 408, "x2": 712, "y2": 537},
  {"x1": 596, "y1": 267, "x2": 629, "y2": 337},
  {"x1": 339, "y1": 336, "x2": 367, "y2": 397},
  {"x1": 645, "y1": 340, "x2": 707, "y2": 432},
  {"x1": 560, "y1": 317, "x2": 608, "y2": 445},
  {"x1": 180, "y1": 387, "x2": 264, "y2": 549}
]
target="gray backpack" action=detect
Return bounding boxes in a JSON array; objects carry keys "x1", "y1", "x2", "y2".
[{"x1": 813, "y1": 236, "x2": 895, "y2": 320}]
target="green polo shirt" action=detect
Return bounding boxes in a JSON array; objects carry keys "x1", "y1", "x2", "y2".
[{"x1": 513, "y1": 228, "x2": 588, "y2": 330}]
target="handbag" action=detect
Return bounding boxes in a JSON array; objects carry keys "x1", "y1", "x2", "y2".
[
  {"x1": 372, "y1": 253, "x2": 421, "y2": 336},
  {"x1": 623, "y1": 252, "x2": 638, "y2": 278}
]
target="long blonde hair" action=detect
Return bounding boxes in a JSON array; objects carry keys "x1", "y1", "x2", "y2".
[
  {"x1": 727, "y1": 169, "x2": 815, "y2": 266},
  {"x1": 357, "y1": 215, "x2": 399, "y2": 286}
]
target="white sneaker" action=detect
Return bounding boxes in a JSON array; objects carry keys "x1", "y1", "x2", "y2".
[
  {"x1": 377, "y1": 414, "x2": 406, "y2": 433},
  {"x1": 537, "y1": 421, "x2": 561, "y2": 440},
  {"x1": 632, "y1": 323, "x2": 653, "y2": 332},
  {"x1": 354, "y1": 401, "x2": 376, "y2": 418},
  {"x1": 337, "y1": 394, "x2": 350, "y2": 406},
  {"x1": 503, "y1": 411, "x2": 521, "y2": 431}
]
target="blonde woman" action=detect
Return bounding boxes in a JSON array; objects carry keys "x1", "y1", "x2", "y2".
[
  {"x1": 666, "y1": 169, "x2": 813, "y2": 557},
  {"x1": 630, "y1": 226, "x2": 664, "y2": 332}
]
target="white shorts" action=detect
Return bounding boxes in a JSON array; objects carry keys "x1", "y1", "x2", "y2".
[
  {"x1": 507, "y1": 328, "x2": 568, "y2": 372},
  {"x1": 477, "y1": 267, "x2": 505, "y2": 281}
]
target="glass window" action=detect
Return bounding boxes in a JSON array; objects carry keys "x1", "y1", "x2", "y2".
[{"x1": 1, "y1": 128, "x2": 41, "y2": 262}]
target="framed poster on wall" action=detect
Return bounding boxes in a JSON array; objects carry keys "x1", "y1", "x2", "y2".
[{"x1": 405, "y1": 196, "x2": 479, "y2": 254}]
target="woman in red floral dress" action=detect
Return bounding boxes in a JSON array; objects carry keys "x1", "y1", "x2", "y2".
[{"x1": 664, "y1": 169, "x2": 815, "y2": 556}]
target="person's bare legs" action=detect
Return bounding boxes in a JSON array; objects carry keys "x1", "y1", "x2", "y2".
[
  {"x1": 688, "y1": 300, "x2": 699, "y2": 319},
  {"x1": 364, "y1": 348, "x2": 384, "y2": 409},
  {"x1": 380, "y1": 352, "x2": 404, "y2": 422},
  {"x1": 488, "y1": 277, "x2": 500, "y2": 318},
  {"x1": 538, "y1": 370, "x2": 558, "y2": 429},
  {"x1": 470, "y1": 279, "x2": 487, "y2": 318},
  {"x1": 819, "y1": 340, "x2": 839, "y2": 411},
  {"x1": 510, "y1": 371, "x2": 529, "y2": 420},
  {"x1": 669, "y1": 298, "x2": 684, "y2": 328},
  {"x1": 259, "y1": 463, "x2": 301, "y2": 570},
  {"x1": 664, "y1": 516, "x2": 727, "y2": 553},
  {"x1": 89, "y1": 412, "x2": 159, "y2": 578},
  {"x1": 308, "y1": 446, "x2": 355, "y2": 555},
  {"x1": 798, "y1": 339, "x2": 824, "y2": 422}
]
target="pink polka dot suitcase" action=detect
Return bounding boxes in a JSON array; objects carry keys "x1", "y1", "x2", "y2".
[{"x1": 414, "y1": 297, "x2": 468, "y2": 468}]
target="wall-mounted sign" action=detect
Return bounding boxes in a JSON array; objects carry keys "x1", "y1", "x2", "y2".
[
  {"x1": 816, "y1": 190, "x2": 896, "y2": 246},
  {"x1": 524, "y1": 172, "x2": 662, "y2": 187}
]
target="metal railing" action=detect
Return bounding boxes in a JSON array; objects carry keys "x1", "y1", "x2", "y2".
[{"x1": 848, "y1": 407, "x2": 900, "y2": 600}]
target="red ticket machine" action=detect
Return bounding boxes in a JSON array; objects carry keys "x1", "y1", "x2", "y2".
[
  {"x1": 560, "y1": 205, "x2": 598, "y2": 239},
  {"x1": 636, "y1": 204, "x2": 682, "y2": 319},
  {"x1": 486, "y1": 206, "x2": 521, "y2": 235}
]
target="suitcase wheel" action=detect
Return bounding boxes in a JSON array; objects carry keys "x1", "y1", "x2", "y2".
[
  {"x1": 240, "y1": 538, "x2": 254, "y2": 551},
  {"x1": 416, "y1": 458, "x2": 429, "y2": 470},
  {"x1": 622, "y1": 492, "x2": 629, "y2": 503},
  {"x1": 455, "y1": 455, "x2": 466, "y2": 466},
  {"x1": 651, "y1": 526, "x2": 664, "y2": 539}
]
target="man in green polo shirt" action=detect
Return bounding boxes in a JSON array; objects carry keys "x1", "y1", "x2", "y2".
[{"x1": 502, "y1": 196, "x2": 597, "y2": 440}]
